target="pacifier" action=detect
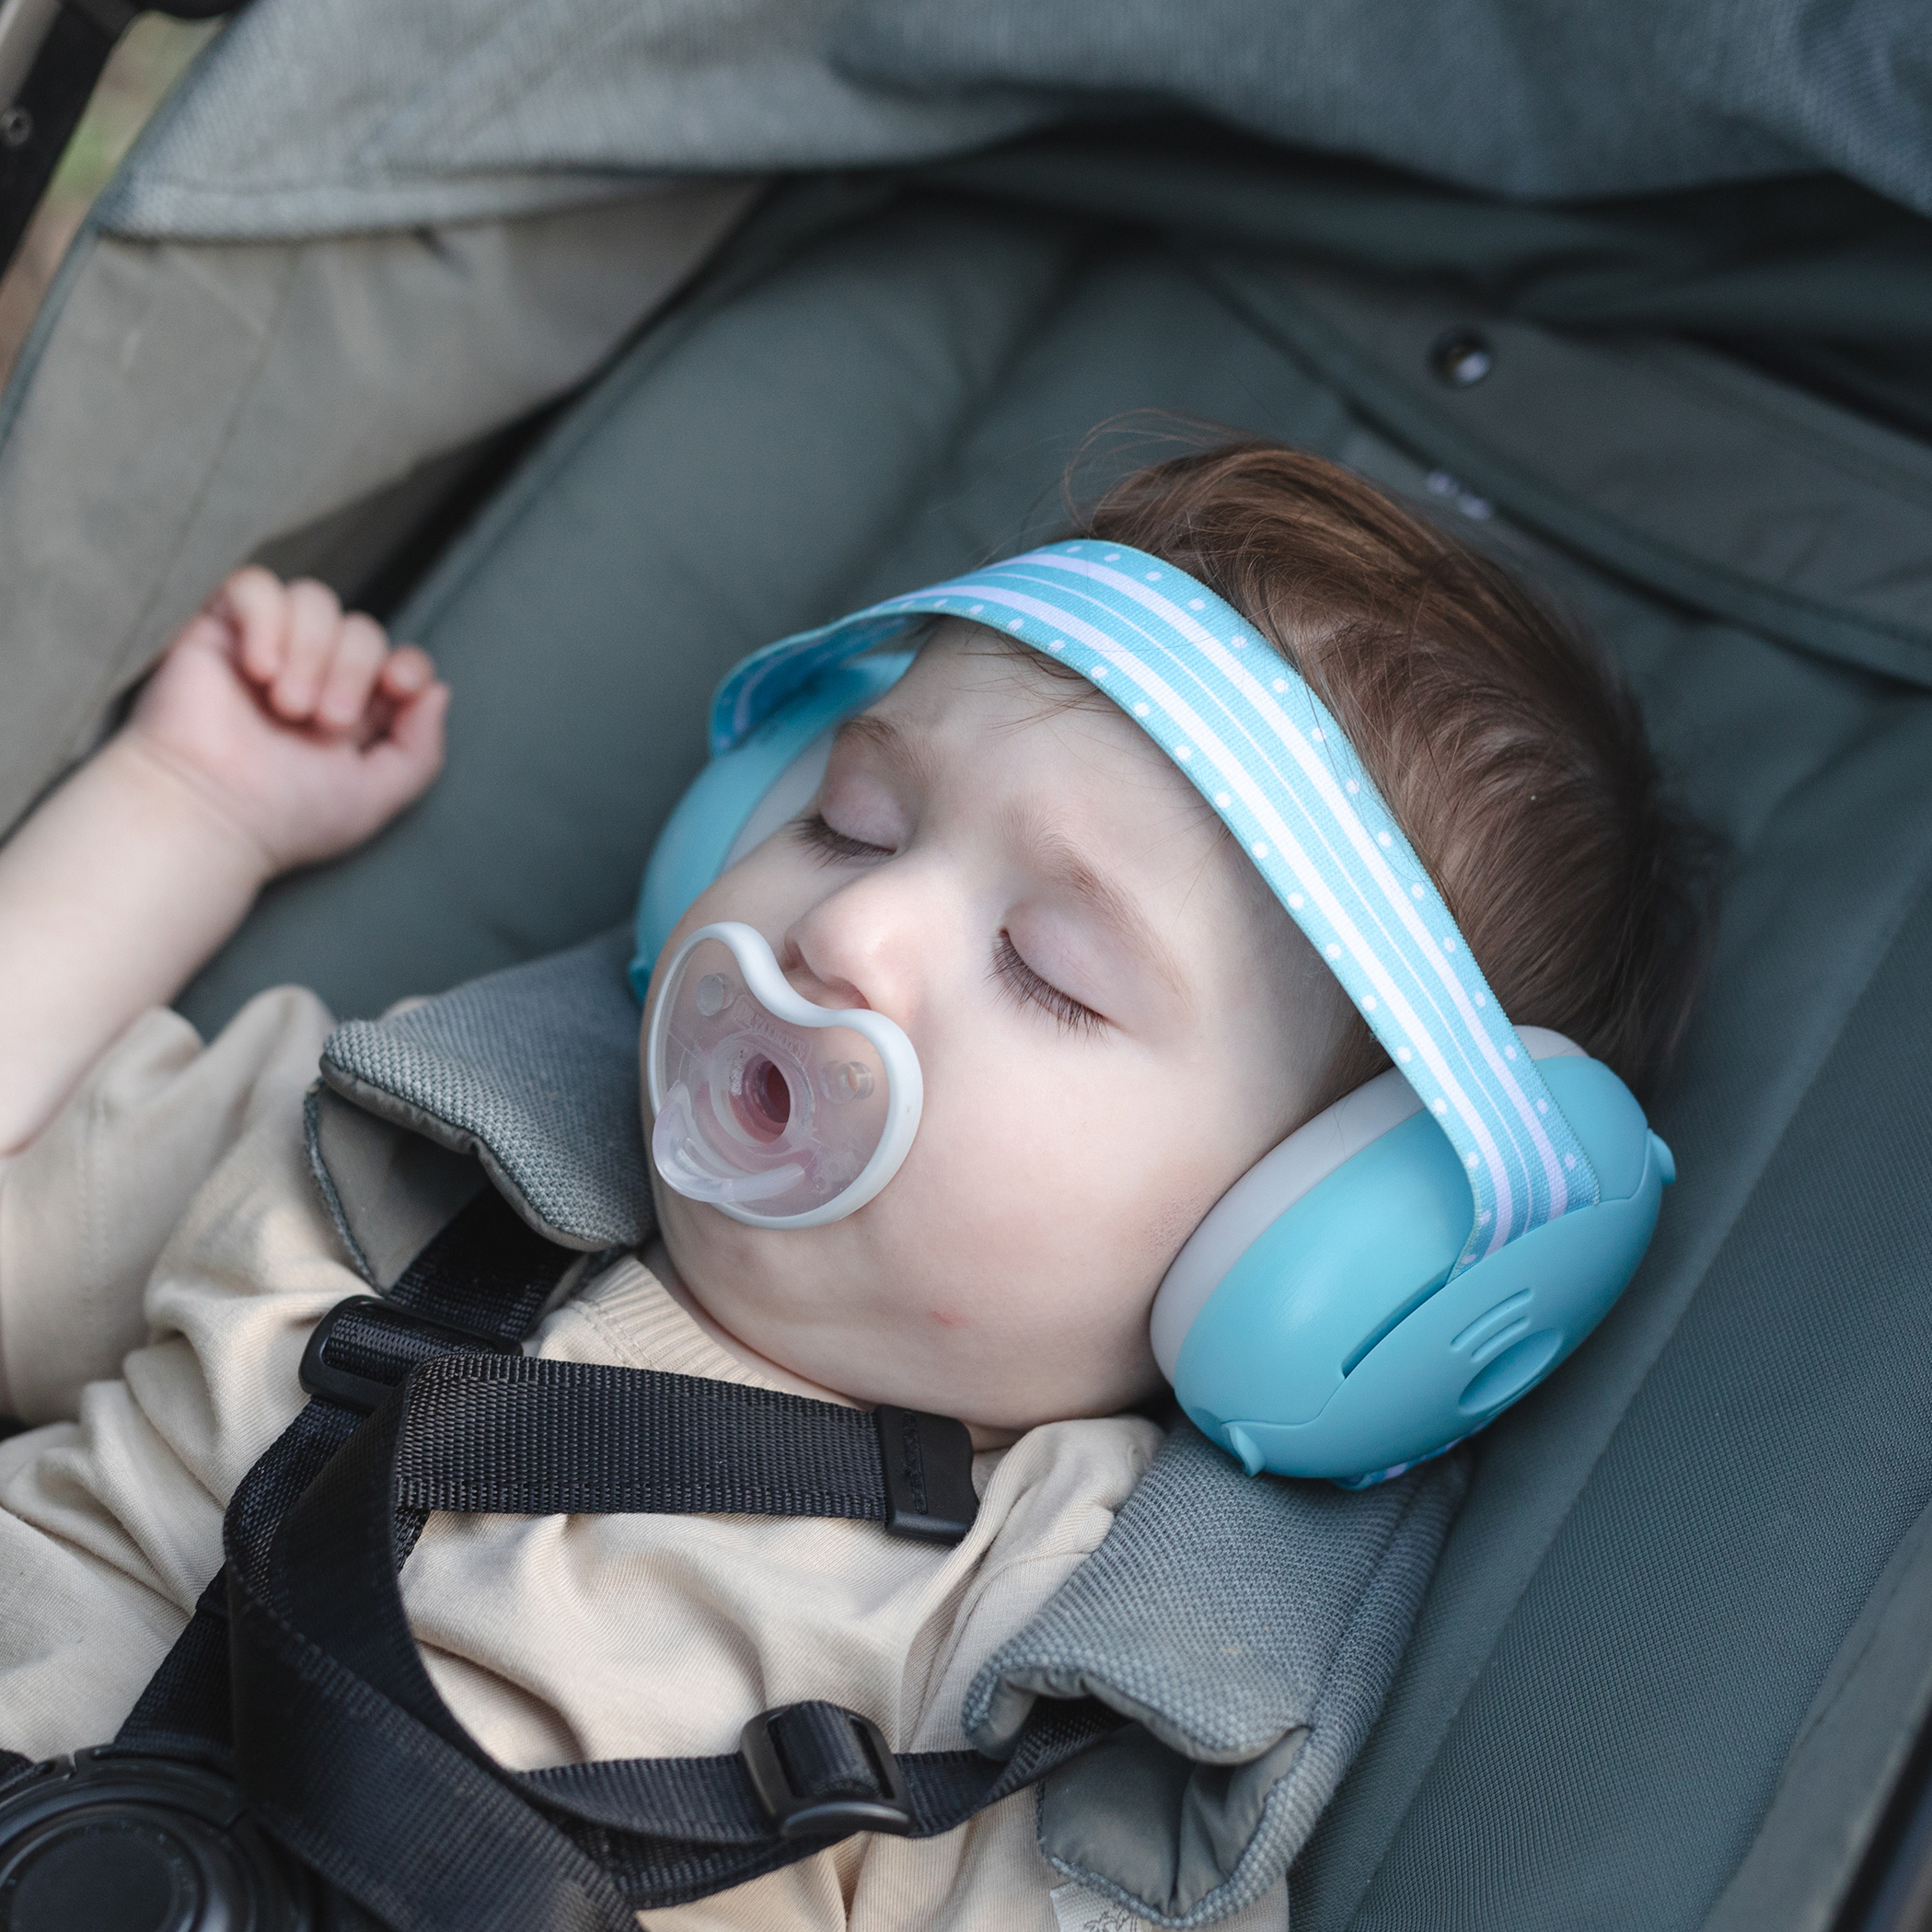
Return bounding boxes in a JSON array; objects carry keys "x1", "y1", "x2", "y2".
[{"x1": 644, "y1": 921, "x2": 923, "y2": 1229}]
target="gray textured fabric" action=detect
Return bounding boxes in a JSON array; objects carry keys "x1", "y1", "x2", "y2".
[
  {"x1": 96, "y1": 0, "x2": 1932, "y2": 243},
  {"x1": 318, "y1": 927, "x2": 650, "y2": 1252},
  {"x1": 966, "y1": 1429, "x2": 1467, "y2": 1925},
  {"x1": 1703, "y1": 1492, "x2": 1932, "y2": 1932}
]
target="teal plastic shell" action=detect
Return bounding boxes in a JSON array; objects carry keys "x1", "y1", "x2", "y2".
[
  {"x1": 1174, "y1": 1056, "x2": 1673, "y2": 1480},
  {"x1": 629, "y1": 654, "x2": 911, "y2": 998}
]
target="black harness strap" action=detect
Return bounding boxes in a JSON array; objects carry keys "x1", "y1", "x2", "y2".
[
  {"x1": 113, "y1": 1405, "x2": 360, "y2": 1764},
  {"x1": 102, "y1": 1187, "x2": 1110, "y2": 1929},
  {"x1": 228, "y1": 1344, "x2": 1111, "y2": 1927},
  {"x1": 383, "y1": 1197, "x2": 579, "y2": 1339},
  {"x1": 388, "y1": 1352, "x2": 967, "y2": 1525},
  {"x1": 114, "y1": 1191, "x2": 568, "y2": 1766}
]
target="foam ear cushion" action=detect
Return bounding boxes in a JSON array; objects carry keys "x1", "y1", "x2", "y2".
[
  {"x1": 1164, "y1": 1047, "x2": 1669, "y2": 1482},
  {"x1": 1151, "y1": 1030, "x2": 1587, "y2": 1376}
]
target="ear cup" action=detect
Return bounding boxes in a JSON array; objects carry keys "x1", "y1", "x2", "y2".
[
  {"x1": 630, "y1": 654, "x2": 912, "y2": 997},
  {"x1": 1154, "y1": 1037, "x2": 1673, "y2": 1481}
]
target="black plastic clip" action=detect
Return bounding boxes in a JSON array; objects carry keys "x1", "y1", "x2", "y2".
[
  {"x1": 739, "y1": 1703, "x2": 915, "y2": 1840},
  {"x1": 298, "y1": 1295, "x2": 516, "y2": 1414},
  {"x1": 873, "y1": 1405, "x2": 978, "y2": 1545}
]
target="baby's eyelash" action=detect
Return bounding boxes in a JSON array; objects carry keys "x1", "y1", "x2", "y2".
[
  {"x1": 793, "y1": 811, "x2": 890, "y2": 865},
  {"x1": 991, "y1": 931, "x2": 1108, "y2": 1039}
]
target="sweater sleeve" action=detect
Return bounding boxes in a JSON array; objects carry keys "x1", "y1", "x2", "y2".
[{"x1": 0, "y1": 987, "x2": 333, "y2": 1425}]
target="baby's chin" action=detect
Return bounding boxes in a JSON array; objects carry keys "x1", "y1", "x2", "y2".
[
  {"x1": 649, "y1": 1211, "x2": 975, "y2": 1423},
  {"x1": 646, "y1": 1194, "x2": 897, "y2": 1388},
  {"x1": 646, "y1": 1177, "x2": 1167, "y2": 1429}
]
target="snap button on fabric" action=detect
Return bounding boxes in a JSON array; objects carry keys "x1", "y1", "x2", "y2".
[{"x1": 1429, "y1": 328, "x2": 1495, "y2": 387}]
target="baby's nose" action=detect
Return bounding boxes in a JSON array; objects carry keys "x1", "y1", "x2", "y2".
[
  {"x1": 782, "y1": 857, "x2": 946, "y2": 1025},
  {"x1": 776, "y1": 935, "x2": 870, "y2": 1012}
]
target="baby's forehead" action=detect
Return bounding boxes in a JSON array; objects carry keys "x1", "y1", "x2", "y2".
[
  {"x1": 889, "y1": 618, "x2": 1133, "y2": 734},
  {"x1": 869, "y1": 622, "x2": 1180, "y2": 789},
  {"x1": 861, "y1": 623, "x2": 1269, "y2": 897}
]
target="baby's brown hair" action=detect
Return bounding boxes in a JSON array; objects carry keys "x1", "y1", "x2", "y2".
[{"x1": 1027, "y1": 441, "x2": 1709, "y2": 1105}]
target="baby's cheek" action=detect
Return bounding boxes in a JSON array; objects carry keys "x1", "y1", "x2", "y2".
[
  {"x1": 676, "y1": 835, "x2": 822, "y2": 943},
  {"x1": 1136, "y1": 1178, "x2": 1221, "y2": 1278},
  {"x1": 997, "y1": 1132, "x2": 1182, "y2": 1302},
  {"x1": 960, "y1": 1055, "x2": 1168, "y2": 1224}
]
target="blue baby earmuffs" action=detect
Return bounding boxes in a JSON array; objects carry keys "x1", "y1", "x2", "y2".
[{"x1": 631, "y1": 544, "x2": 1673, "y2": 1486}]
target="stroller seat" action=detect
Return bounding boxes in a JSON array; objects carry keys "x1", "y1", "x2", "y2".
[
  {"x1": 5, "y1": 0, "x2": 1932, "y2": 1902},
  {"x1": 156, "y1": 156, "x2": 1932, "y2": 1932}
]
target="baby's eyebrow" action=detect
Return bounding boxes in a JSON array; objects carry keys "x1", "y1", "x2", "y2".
[
  {"x1": 1008, "y1": 808, "x2": 1187, "y2": 1000},
  {"x1": 831, "y1": 711, "x2": 940, "y2": 789}
]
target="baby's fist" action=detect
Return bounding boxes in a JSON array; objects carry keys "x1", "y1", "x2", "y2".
[{"x1": 129, "y1": 568, "x2": 450, "y2": 874}]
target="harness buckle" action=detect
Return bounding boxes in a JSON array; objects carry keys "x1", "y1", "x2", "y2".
[
  {"x1": 298, "y1": 1295, "x2": 518, "y2": 1414},
  {"x1": 739, "y1": 1703, "x2": 915, "y2": 1840},
  {"x1": 872, "y1": 1405, "x2": 978, "y2": 1544}
]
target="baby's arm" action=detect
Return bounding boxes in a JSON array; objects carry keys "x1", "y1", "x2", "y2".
[{"x1": 0, "y1": 569, "x2": 448, "y2": 1154}]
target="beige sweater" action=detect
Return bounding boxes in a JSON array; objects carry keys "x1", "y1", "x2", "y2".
[{"x1": 0, "y1": 990, "x2": 1286, "y2": 1931}]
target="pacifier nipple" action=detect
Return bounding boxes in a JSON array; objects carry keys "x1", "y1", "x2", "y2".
[
  {"x1": 645, "y1": 922, "x2": 923, "y2": 1229},
  {"x1": 734, "y1": 1053, "x2": 793, "y2": 1140}
]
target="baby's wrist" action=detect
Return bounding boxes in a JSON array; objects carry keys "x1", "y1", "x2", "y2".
[{"x1": 101, "y1": 730, "x2": 279, "y2": 893}]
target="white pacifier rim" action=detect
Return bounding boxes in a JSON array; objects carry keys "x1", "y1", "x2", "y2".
[{"x1": 644, "y1": 920, "x2": 924, "y2": 1230}]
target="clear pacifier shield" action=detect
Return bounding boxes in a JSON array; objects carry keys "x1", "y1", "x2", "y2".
[{"x1": 645, "y1": 922, "x2": 923, "y2": 1229}]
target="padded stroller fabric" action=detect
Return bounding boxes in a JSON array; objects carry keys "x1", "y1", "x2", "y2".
[
  {"x1": 175, "y1": 163, "x2": 1932, "y2": 1932},
  {"x1": 964, "y1": 1433, "x2": 1466, "y2": 1922},
  {"x1": 313, "y1": 928, "x2": 652, "y2": 1261},
  {"x1": 302, "y1": 938, "x2": 1468, "y2": 1926}
]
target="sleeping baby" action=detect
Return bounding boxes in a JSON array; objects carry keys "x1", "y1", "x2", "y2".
[{"x1": 0, "y1": 442, "x2": 1701, "y2": 1929}]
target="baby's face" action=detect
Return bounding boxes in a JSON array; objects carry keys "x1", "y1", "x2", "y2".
[{"x1": 641, "y1": 624, "x2": 1347, "y2": 1433}]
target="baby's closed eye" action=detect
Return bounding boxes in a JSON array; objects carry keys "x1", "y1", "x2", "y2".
[
  {"x1": 990, "y1": 931, "x2": 1108, "y2": 1037},
  {"x1": 793, "y1": 810, "x2": 889, "y2": 864}
]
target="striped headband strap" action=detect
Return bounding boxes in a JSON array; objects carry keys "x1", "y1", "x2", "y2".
[{"x1": 713, "y1": 541, "x2": 1600, "y2": 1273}]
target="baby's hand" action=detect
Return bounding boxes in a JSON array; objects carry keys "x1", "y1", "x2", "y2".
[{"x1": 128, "y1": 568, "x2": 450, "y2": 874}]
